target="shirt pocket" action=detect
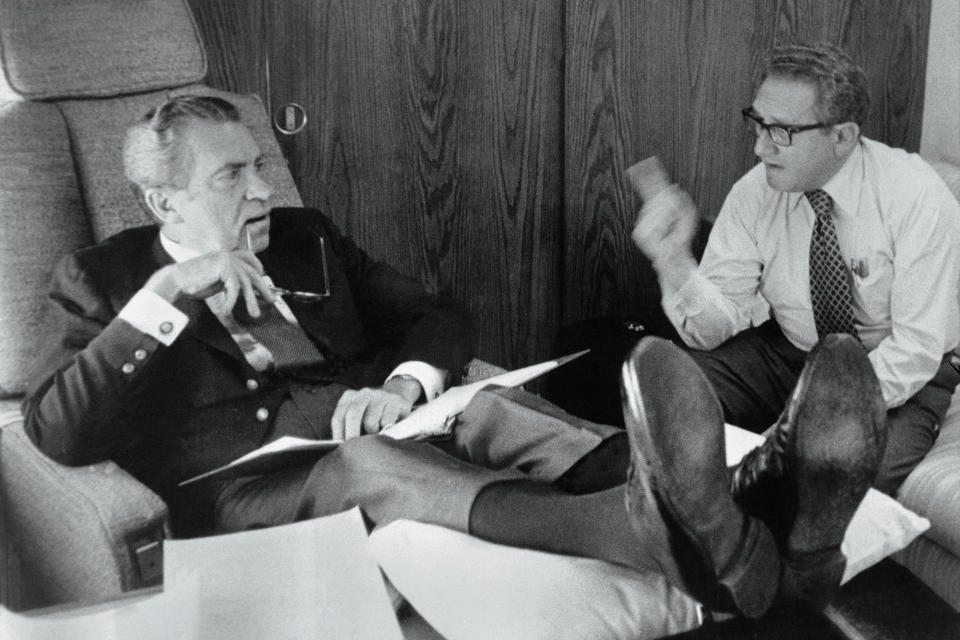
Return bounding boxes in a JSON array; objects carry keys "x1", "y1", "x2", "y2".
[{"x1": 850, "y1": 253, "x2": 893, "y2": 321}]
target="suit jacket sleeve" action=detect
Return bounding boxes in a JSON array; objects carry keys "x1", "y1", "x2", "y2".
[{"x1": 22, "y1": 251, "x2": 169, "y2": 466}]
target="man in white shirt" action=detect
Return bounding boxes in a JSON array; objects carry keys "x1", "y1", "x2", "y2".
[{"x1": 633, "y1": 41, "x2": 960, "y2": 496}]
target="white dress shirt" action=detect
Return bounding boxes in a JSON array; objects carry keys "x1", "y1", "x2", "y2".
[
  {"x1": 662, "y1": 137, "x2": 960, "y2": 408},
  {"x1": 118, "y1": 233, "x2": 445, "y2": 400}
]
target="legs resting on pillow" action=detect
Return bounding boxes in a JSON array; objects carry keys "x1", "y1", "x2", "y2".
[{"x1": 469, "y1": 334, "x2": 886, "y2": 618}]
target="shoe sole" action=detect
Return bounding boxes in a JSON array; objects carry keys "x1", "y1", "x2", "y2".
[
  {"x1": 786, "y1": 334, "x2": 886, "y2": 555},
  {"x1": 621, "y1": 337, "x2": 779, "y2": 617}
]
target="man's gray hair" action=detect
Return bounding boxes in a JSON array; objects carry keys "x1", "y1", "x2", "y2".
[
  {"x1": 123, "y1": 94, "x2": 241, "y2": 205},
  {"x1": 763, "y1": 42, "x2": 869, "y2": 128}
]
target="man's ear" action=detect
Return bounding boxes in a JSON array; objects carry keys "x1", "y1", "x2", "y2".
[
  {"x1": 143, "y1": 187, "x2": 182, "y2": 224},
  {"x1": 833, "y1": 122, "x2": 860, "y2": 156}
]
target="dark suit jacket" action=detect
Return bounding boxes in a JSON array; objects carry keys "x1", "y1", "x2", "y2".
[{"x1": 23, "y1": 208, "x2": 475, "y2": 531}]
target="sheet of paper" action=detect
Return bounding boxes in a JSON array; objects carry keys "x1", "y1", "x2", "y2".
[
  {"x1": 179, "y1": 436, "x2": 341, "y2": 486},
  {"x1": 0, "y1": 575, "x2": 199, "y2": 640},
  {"x1": 381, "y1": 350, "x2": 590, "y2": 441},
  {"x1": 163, "y1": 507, "x2": 402, "y2": 640},
  {"x1": 724, "y1": 423, "x2": 765, "y2": 467}
]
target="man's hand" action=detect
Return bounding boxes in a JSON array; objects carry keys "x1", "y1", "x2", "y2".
[
  {"x1": 331, "y1": 378, "x2": 422, "y2": 440},
  {"x1": 144, "y1": 250, "x2": 276, "y2": 318},
  {"x1": 631, "y1": 185, "x2": 699, "y2": 290}
]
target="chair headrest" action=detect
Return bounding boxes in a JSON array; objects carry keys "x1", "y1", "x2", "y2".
[{"x1": 0, "y1": 0, "x2": 206, "y2": 101}]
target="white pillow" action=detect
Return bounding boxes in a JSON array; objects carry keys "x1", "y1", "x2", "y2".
[
  {"x1": 840, "y1": 488, "x2": 930, "y2": 583},
  {"x1": 371, "y1": 426, "x2": 929, "y2": 640},
  {"x1": 369, "y1": 521, "x2": 701, "y2": 640}
]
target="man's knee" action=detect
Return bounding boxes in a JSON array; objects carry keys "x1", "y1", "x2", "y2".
[{"x1": 324, "y1": 434, "x2": 414, "y2": 471}]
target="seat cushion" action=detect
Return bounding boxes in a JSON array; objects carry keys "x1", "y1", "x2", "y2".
[
  {"x1": 0, "y1": 0, "x2": 205, "y2": 100},
  {"x1": 0, "y1": 102, "x2": 92, "y2": 396}
]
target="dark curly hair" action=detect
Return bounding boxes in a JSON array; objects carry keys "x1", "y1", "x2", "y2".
[{"x1": 762, "y1": 42, "x2": 870, "y2": 128}]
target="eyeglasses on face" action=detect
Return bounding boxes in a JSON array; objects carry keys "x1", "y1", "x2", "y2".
[{"x1": 741, "y1": 107, "x2": 832, "y2": 147}]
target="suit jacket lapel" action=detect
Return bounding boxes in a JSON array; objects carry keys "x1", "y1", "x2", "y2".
[{"x1": 259, "y1": 247, "x2": 336, "y2": 353}]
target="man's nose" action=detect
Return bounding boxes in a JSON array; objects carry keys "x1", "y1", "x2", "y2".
[
  {"x1": 754, "y1": 129, "x2": 777, "y2": 158},
  {"x1": 246, "y1": 171, "x2": 274, "y2": 201}
]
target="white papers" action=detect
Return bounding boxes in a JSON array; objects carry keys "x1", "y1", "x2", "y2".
[
  {"x1": 381, "y1": 350, "x2": 590, "y2": 441},
  {"x1": 0, "y1": 576, "x2": 199, "y2": 640},
  {"x1": 180, "y1": 351, "x2": 589, "y2": 484},
  {"x1": 179, "y1": 436, "x2": 341, "y2": 486},
  {"x1": 724, "y1": 423, "x2": 765, "y2": 466},
  {"x1": 163, "y1": 507, "x2": 402, "y2": 640}
]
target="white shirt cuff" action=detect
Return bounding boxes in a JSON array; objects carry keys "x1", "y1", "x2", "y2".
[
  {"x1": 387, "y1": 361, "x2": 446, "y2": 401},
  {"x1": 118, "y1": 289, "x2": 189, "y2": 346}
]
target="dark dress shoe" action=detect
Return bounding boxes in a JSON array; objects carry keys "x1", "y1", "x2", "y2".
[
  {"x1": 731, "y1": 333, "x2": 887, "y2": 610},
  {"x1": 621, "y1": 337, "x2": 781, "y2": 619}
]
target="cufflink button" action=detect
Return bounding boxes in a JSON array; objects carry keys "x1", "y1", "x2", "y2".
[
  {"x1": 159, "y1": 321, "x2": 174, "y2": 335},
  {"x1": 134, "y1": 349, "x2": 148, "y2": 361},
  {"x1": 246, "y1": 379, "x2": 260, "y2": 391},
  {"x1": 122, "y1": 363, "x2": 135, "y2": 374},
  {"x1": 255, "y1": 407, "x2": 269, "y2": 422}
]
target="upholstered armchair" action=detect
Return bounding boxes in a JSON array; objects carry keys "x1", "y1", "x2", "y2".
[{"x1": 0, "y1": 0, "x2": 501, "y2": 611}]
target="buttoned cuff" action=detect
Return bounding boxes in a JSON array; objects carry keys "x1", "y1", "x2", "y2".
[
  {"x1": 387, "y1": 361, "x2": 445, "y2": 401},
  {"x1": 118, "y1": 289, "x2": 189, "y2": 346},
  {"x1": 672, "y1": 271, "x2": 711, "y2": 316}
]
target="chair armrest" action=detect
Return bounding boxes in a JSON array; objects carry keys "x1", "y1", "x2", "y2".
[{"x1": 0, "y1": 410, "x2": 168, "y2": 610}]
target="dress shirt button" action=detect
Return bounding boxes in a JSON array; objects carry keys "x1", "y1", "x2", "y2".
[
  {"x1": 121, "y1": 363, "x2": 135, "y2": 374},
  {"x1": 134, "y1": 348, "x2": 148, "y2": 361},
  {"x1": 255, "y1": 407, "x2": 269, "y2": 422},
  {"x1": 246, "y1": 378, "x2": 260, "y2": 391},
  {"x1": 159, "y1": 321, "x2": 174, "y2": 335}
]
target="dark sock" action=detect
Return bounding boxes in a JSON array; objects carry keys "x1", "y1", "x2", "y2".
[
  {"x1": 555, "y1": 432, "x2": 630, "y2": 494},
  {"x1": 467, "y1": 479, "x2": 648, "y2": 570}
]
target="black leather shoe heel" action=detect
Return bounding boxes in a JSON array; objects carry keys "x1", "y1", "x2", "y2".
[{"x1": 621, "y1": 337, "x2": 781, "y2": 618}]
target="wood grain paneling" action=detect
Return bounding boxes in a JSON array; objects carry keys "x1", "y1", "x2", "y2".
[
  {"x1": 190, "y1": 0, "x2": 930, "y2": 367},
  {"x1": 262, "y1": 0, "x2": 564, "y2": 368},
  {"x1": 562, "y1": 0, "x2": 930, "y2": 326},
  {"x1": 186, "y1": 0, "x2": 267, "y2": 98}
]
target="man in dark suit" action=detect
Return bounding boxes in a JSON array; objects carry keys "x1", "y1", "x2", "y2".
[{"x1": 23, "y1": 95, "x2": 885, "y2": 619}]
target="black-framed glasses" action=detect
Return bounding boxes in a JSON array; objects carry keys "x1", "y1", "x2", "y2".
[
  {"x1": 271, "y1": 236, "x2": 331, "y2": 302},
  {"x1": 246, "y1": 229, "x2": 332, "y2": 302},
  {"x1": 741, "y1": 107, "x2": 831, "y2": 147}
]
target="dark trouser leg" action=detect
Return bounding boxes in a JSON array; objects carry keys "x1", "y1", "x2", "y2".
[
  {"x1": 685, "y1": 320, "x2": 807, "y2": 432},
  {"x1": 875, "y1": 354, "x2": 960, "y2": 495},
  {"x1": 468, "y1": 482, "x2": 664, "y2": 573}
]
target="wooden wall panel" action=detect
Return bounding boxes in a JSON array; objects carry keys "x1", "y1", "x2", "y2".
[
  {"x1": 187, "y1": 0, "x2": 267, "y2": 98},
  {"x1": 261, "y1": 0, "x2": 564, "y2": 368},
  {"x1": 190, "y1": 0, "x2": 929, "y2": 367},
  {"x1": 562, "y1": 0, "x2": 931, "y2": 327}
]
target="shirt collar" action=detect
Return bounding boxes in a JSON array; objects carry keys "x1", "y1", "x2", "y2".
[
  {"x1": 159, "y1": 231, "x2": 202, "y2": 263},
  {"x1": 785, "y1": 140, "x2": 864, "y2": 219},
  {"x1": 820, "y1": 141, "x2": 863, "y2": 220}
]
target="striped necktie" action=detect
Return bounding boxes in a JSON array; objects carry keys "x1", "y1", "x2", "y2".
[
  {"x1": 211, "y1": 296, "x2": 326, "y2": 372},
  {"x1": 806, "y1": 189, "x2": 858, "y2": 339}
]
